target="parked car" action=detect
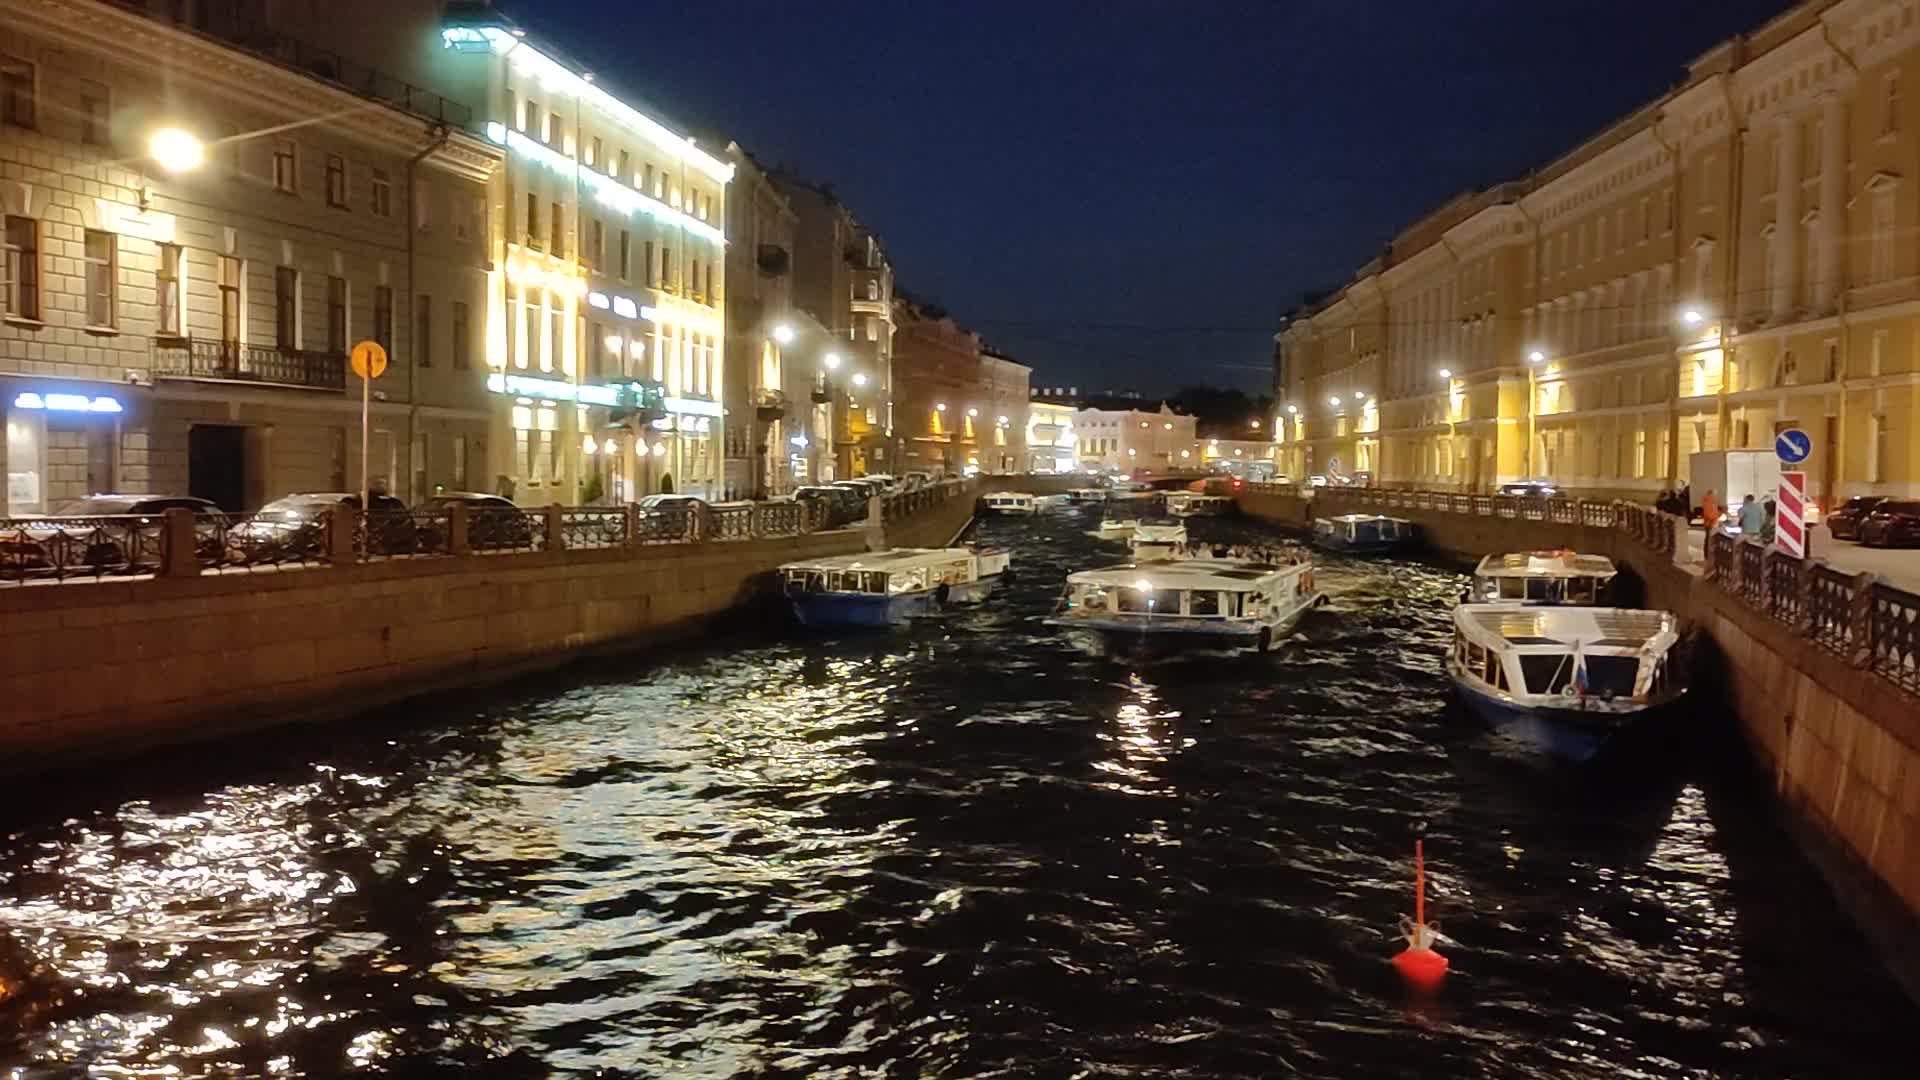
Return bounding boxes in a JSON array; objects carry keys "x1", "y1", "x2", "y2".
[
  {"x1": 227, "y1": 492, "x2": 414, "y2": 560},
  {"x1": 636, "y1": 494, "x2": 710, "y2": 540},
  {"x1": 1498, "y1": 480, "x2": 1567, "y2": 499},
  {"x1": 419, "y1": 492, "x2": 535, "y2": 551},
  {"x1": 791, "y1": 485, "x2": 855, "y2": 528},
  {"x1": 0, "y1": 493, "x2": 221, "y2": 575},
  {"x1": 1826, "y1": 496, "x2": 1887, "y2": 541},
  {"x1": 1859, "y1": 499, "x2": 1920, "y2": 548}
]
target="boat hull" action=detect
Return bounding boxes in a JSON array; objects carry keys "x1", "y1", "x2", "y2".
[
  {"x1": 1445, "y1": 655, "x2": 1675, "y2": 762},
  {"x1": 790, "y1": 590, "x2": 935, "y2": 627}
]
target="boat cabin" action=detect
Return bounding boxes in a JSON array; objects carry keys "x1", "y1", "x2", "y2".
[
  {"x1": 1468, "y1": 551, "x2": 1617, "y2": 604},
  {"x1": 1167, "y1": 492, "x2": 1234, "y2": 517},
  {"x1": 1450, "y1": 604, "x2": 1679, "y2": 702},
  {"x1": 980, "y1": 492, "x2": 1038, "y2": 513},
  {"x1": 782, "y1": 548, "x2": 981, "y2": 597},
  {"x1": 1314, "y1": 514, "x2": 1414, "y2": 548}
]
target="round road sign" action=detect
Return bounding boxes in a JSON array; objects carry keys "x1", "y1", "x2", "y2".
[{"x1": 350, "y1": 340, "x2": 389, "y2": 380}]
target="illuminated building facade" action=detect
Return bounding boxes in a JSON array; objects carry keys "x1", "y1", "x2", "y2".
[
  {"x1": 1024, "y1": 396, "x2": 1078, "y2": 473},
  {"x1": 438, "y1": 18, "x2": 730, "y2": 501},
  {"x1": 0, "y1": 0, "x2": 499, "y2": 514},
  {"x1": 1074, "y1": 404, "x2": 1199, "y2": 473},
  {"x1": 1278, "y1": 0, "x2": 1920, "y2": 504},
  {"x1": 719, "y1": 145, "x2": 797, "y2": 498},
  {"x1": 978, "y1": 349, "x2": 1031, "y2": 475}
]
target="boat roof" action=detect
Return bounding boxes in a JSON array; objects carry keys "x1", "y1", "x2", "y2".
[
  {"x1": 1457, "y1": 604, "x2": 1674, "y2": 649},
  {"x1": 1067, "y1": 559, "x2": 1296, "y2": 588},
  {"x1": 1472, "y1": 551, "x2": 1617, "y2": 579},
  {"x1": 1322, "y1": 513, "x2": 1409, "y2": 524},
  {"x1": 985, "y1": 491, "x2": 1036, "y2": 498},
  {"x1": 781, "y1": 547, "x2": 975, "y2": 572},
  {"x1": 1132, "y1": 523, "x2": 1187, "y2": 539}
]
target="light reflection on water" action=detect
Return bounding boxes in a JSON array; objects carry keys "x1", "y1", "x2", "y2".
[{"x1": 0, "y1": 507, "x2": 1912, "y2": 1078}]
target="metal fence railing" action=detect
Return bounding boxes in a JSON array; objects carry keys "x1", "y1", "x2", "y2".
[
  {"x1": 1, "y1": 481, "x2": 978, "y2": 586},
  {"x1": 1240, "y1": 482, "x2": 1917, "y2": 702}
]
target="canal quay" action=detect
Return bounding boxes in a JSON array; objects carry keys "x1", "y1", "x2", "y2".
[{"x1": 1, "y1": 502, "x2": 1914, "y2": 1078}]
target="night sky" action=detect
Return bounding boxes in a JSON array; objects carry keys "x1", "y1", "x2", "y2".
[{"x1": 518, "y1": 0, "x2": 1792, "y2": 395}]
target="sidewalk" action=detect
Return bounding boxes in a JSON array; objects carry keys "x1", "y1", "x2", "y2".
[{"x1": 1684, "y1": 524, "x2": 1920, "y2": 593}]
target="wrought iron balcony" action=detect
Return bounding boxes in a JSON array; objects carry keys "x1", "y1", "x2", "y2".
[
  {"x1": 151, "y1": 338, "x2": 347, "y2": 391},
  {"x1": 754, "y1": 388, "x2": 790, "y2": 421}
]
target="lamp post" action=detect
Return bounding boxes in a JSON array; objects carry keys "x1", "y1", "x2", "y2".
[{"x1": 1525, "y1": 349, "x2": 1545, "y2": 480}]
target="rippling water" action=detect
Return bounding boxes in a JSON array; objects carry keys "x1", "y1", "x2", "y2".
[{"x1": 1, "y1": 504, "x2": 1912, "y2": 1078}]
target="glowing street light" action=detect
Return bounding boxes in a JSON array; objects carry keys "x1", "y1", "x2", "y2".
[
  {"x1": 935, "y1": 402, "x2": 947, "y2": 411},
  {"x1": 1681, "y1": 309, "x2": 1704, "y2": 326},
  {"x1": 822, "y1": 351, "x2": 842, "y2": 370},
  {"x1": 1437, "y1": 368, "x2": 1452, "y2": 379},
  {"x1": 772, "y1": 324, "x2": 795, "y2": 345},
  {"x1": 1328, "y1": 395, "x2": 1342, "y2": 407},
  {"x1": 967, "y1": 407, "x2": 978, "y2": 417},
  {"x1": 1249, "y1": 419, "x2": 1261, "y2": 429},
  {"x1": 1285, "y1": 404, "x2": 1297, "y2": 414},
  {"x1": 1527, "y1": 349, "x2": 1546, "y2": 364},
  {"x1": 852, "y1": 372, "x2": 868, "y2": 387},
  {"x1": 148, "y1": 127, "x2": 206, "y2": 173}
]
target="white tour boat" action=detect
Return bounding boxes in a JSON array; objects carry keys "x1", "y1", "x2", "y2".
[
  {"x1": 1311, "y1": 513, "x2": 1416, "y2": 555},
  {"x1": 1066, "y1": 488, "x2": 1109, "y2": 505},
  {"x1": 1465, "y1": 551, "x2": 1618, "y2": 605},
  {"x1": 979, "y1": 491, "x2": 1039, "y2": 515},
  {"x1": 1127, "y1": 522, "x2": 1188, "y2": 561},
  {"x1": 1046, "y1": 557, "x2": 1325, "y2": 653},
  {"x1": 1166, "y1": 492, "x2": 1235, "y2": 517},
  {"x1": 1446, "y1": 604, "x2": 1686, "y2": 761},
  {"x1": 780, "y1": 547, "x2": 1008, "y2": 627},
  {"x1": 1093, "y1": 517, "x2": 1136, "y2": 542}
]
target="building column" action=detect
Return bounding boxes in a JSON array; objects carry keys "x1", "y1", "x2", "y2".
[
  {"x1": 1814, "y1": 93, "x2": 1847, "y2": 313},
  {"x1": 1772, "y1": 113, "x2": 1800, "y2": 320}
]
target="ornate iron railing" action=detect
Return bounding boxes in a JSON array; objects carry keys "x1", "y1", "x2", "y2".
[
  {"x1": 1736, "y1": 538, "x2": 1766, "y2": 606},
  {"x1": 636, "y1": 506, "x2": 696, "y2": 543},
  {"x1": 467, "y1": 508, "x2": 545, "y2": 553},
  {"x1": 1868, "y1": 583, "x2": 1920, "y2": 694},
  {"x1": 0, "y1": 515, "x2": 168, "y2": 581},
  {"x1": 358, "y1": 509, "x2": 449, "y2": 560},
  {"x1": 560, "y1": 509, "x2": 627, "y2": 550},
  {"x1": 756, "y1": 501, "x2": 806, "y2": 537},
  {"x1": 1767, "y1": 549, "x2": 1805, "y2": 626},
  {"x1": 151, "y1": 337, "x2": 346, "y2": 391},
  {"x1": 708, "y1": 505, "x2": 755, "y2": 541},
  {"x1": 202, "y1": 509, "x2": 336, "y2": 571},
  {"x1": 1807, "y1": 564, "x2": 1859, "y2": 659}
]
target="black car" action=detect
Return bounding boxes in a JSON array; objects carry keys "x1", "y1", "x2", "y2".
[
  {"x1": 421, "y1": 492, "x2": 535, "y2": 551},
  {"x1": 1825, "y1": 496, "x2": 1886, "y2": 541},
  {"x1": 791, "y1": 486, "x2": 852, "y2": 527},
  {"x1": 0, "y1": 493, "x2": 222, "y2": 575},
  {"x1": 227, "y1": 492, "x2": 416, "y2": 561},
  {"x1": 1859, "y1": 499, "x2": 1920, "y2": 548}
]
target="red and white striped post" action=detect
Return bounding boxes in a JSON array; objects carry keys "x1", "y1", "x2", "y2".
[{"x1": 1776, "y1": 470, "x2": 1807, "y2": 558}]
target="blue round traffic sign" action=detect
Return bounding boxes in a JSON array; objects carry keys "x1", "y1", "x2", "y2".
[{"x1": 1775, "y1": 428, "x2": 1812, "y2": 464}]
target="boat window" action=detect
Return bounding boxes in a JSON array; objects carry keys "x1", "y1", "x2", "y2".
[
  {"x1": 1567, "y1": 576, "x2": 1598, "y2": 604},
  {"x1": 1191, "y1": 590, "x2": 1221, "y2": 617},
  {"x1": 1524, "y1": 577, "x2": 1562, "y2": 602},
  {"x1": 1582, "y1": 655, "x2": 1640, "y2": 696},
  {"x1": 1497, "y1": 577, "x2": 1526, "y2": 600},
  {"x1": 1494, "y1": 661, "x2": 1509, "y2": 692},
  {"x1": 1517, "y1": 654, "x2": 1576, "y2": 695}
]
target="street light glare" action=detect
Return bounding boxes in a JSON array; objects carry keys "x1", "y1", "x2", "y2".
[
  {"x1": 149, "y1": 127, "x2": 205, "y2": 173},
  {"x1": 1682, "y1": 309, "x2": 1705, "y2": 326},
  {"x1": 1328, "y1": 395, "x2": 1341, "y2": 406},
  {"x1": 772, "y1": 324, "x2": 795, "y2": 344},
  {"x1": 823, "y1": 352, "x2": 842, "y2": 370},
  {"x1": 1438, "y1": 368, "x2": 1452, "y2": 379},
  {"x1": 1527, "y1": 350, "x2": 1546, "y2": 364},
  {"x1": 852, "y1": 372, "x2": 868, "y2": 387}
]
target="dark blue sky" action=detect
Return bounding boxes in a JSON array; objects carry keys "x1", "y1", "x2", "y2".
[{"x1": 521, "y1": 0, "x2": 1789, "y2": 394}]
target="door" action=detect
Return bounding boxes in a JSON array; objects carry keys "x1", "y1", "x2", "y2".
[{"x1": 188, "y1": 424, "x2": 246, "y2": 511}]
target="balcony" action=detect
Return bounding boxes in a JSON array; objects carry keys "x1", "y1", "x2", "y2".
[
  {"x1": 151, "y1": 338, "x2": 346, "y2": 391},
  {"x1": 754, "y1": 388, "x2": 790, "y2": 421}
]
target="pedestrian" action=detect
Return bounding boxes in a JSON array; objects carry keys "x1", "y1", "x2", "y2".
[
  {"x1": 1656, "y1": 488, "x2": 1674, "y2": 514},
  {"x1": 1701, "y1": 489, "x2": 1721, "y2": 533},
  {"x1": 1738, "y1": 494, "x2": 1765, "y2": 536},
  {"x1": 1677, "y1": 484, "x2": 1691, "y2": 516},
  {"x1": 1762, "y1": 498, "x2": 1777, "y2": 543}
]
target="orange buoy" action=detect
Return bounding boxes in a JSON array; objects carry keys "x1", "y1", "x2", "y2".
[{"x1": 1391, "y1": 838, "x2": 1449, "y2": 986}]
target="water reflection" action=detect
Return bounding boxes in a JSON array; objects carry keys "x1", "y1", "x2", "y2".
[{"x1": 0, "y1": 505, "x2": 1912, "y2": 1077}]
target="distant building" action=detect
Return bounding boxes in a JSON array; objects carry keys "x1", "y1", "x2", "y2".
[
  {"x1": 1025, "y1": 397, "x2": 1078, "y2": 473},
  {"x1": 720, "y1": 145, "x2": 797, "y2": 497},
  {"x1": 978, "y1": 349, "x2": 1030, "y2": 475},
  {"x1": 892, "y1": 300, "x2": 983, "y2": 476},
  {"x1": 1074, "y1": 403, "x2": 1198, "y2": 473}
]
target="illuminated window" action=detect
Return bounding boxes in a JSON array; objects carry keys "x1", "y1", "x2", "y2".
[
  {"x1": 526, "y1": 193, "x2": 540, "y2": 249},
  {"x1": 82, "y1": 229, "x2": 114, "y2": 328},
  {"x1": 156, "y1": 243, "x2": 182, "y2": 335},
  {"x1": 272, "y1": 138, "x2": 297, "y2": 193},
  {"x1": 587, "y1": 136, "x2": 601, "y2": 167},
  {"x1": 549, "y1": 200, "x2": 563, "y2": 256}
]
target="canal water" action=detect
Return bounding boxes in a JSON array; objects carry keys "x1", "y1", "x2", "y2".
[{"x1": 0, "y1": 504, "x2": 1912, "y2": 1078}]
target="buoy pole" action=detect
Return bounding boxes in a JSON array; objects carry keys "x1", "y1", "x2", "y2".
[{"x1": 1415, "y1": 838, "x2": 1425, "y2": 929}]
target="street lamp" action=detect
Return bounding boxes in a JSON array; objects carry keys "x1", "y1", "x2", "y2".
[
  {"x1": 935, "y1": 402, "x2": 947, "y2": 411},
  {"x1": 772, "y1": 324, "x2": 795, "y2": 345},
  {"x1": 1328, "y1": 395, "x2": 1342, "y2": 407},
  {"x1": 822, "y1": 351, "x2": 842, "y2": 370},
  {"x1": 1682, "y1": 309, "x2": 1704, "y2": 327},
  {"x1": 1437, "y1": 368, "x2": 1452, "y2": 379},
  {"x1": 148, "y1": 127, "x2": 205, "y2": 173},
  {"x1": 1524, "y1": 348, "x2": 1547, "y2": 479},
  {"x1": 852, "y1": 372, "x2": 868, "y2": 387},
  {"x1": 967, "y1": 407, "x2": 978, "y2": 417}
]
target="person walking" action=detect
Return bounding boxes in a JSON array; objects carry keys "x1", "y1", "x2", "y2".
[
  {"x1": 1701, "y1": 489, "x2": 1721, "y2": 533},
  {"x1": 1761, "y1": 498, "x2": 1778, "y2": 543},
  {"x1": 1738, "y1": 494, "x2": 1765, "y2": 536}
]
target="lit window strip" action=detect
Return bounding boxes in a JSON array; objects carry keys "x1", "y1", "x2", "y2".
[
  {"x1": 452, "y1": 27, "x2": 733, "y2": 185},
  {"x1": 488, "y1": 124, "x2": 723, "y2": 246}
]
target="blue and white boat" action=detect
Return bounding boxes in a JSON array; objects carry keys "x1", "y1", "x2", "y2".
[
  {"x1": 1446, "y1": 604, "x2": 1686, "y2": 761},
  {"x1": 1311, "y1": 513, "x2": 1416, "y2": 555},
  {"x1": 780, "y1": 547, "x2": 1009, "y2": 627}
]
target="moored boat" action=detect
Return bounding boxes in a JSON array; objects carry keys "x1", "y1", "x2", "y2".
[
  {"x1": 1127, "y1": 522, "x2": 1188, "y2": 561},
  {"x1": 1445, "y1": 604, "x2": 1686, "y2": 761},
  {"x1": 1312, "y1": 513, "x2": 1416, "y2": 554},
  {"x1": 1066, "y1": 488, "x2": 1108, "y2": 506},
  {"x1": 780, "y1": 547, "x2": 1007, "y2": 627},
  {"x1": 1166, "y1": 492, "x2": 1234, "y2": 517},
  {"x1": 979, "y1": 491, "x2": 1039, "y2": 514},
  {"x1": 1093, "y1": 517, "x2": 1136, "y2": 542},
  {"x1": 1045, "y1": 556, "x2": 1325, "y2": 653},
  {"x1": 1466, "y1": 551, "x2": 1617, "y2": 605}
]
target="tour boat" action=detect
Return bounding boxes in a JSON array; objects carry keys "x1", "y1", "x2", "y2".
[
  {"x1": 1446, "y1": 604, "x2": 1686, "y2": 762},
  {"x1": 1066, "y1": 488, "x2": 1108, "y2": 505},
  {"x1": 1045, "y1": 557, "x2": 1326, "y2": 653},
  {"x1": 1093, "y1": 517, "x2": 1136, "y2": 542},
  {"x1": 1311, "y1": 513, "x2": 1416, "y2": 555},
  {"x1": 1127, "y1": 522, "x2": 1188, "y2": 561},
  {"x1": 979, "y1": 491, "x2": 1039, "y2": 515},
  {"x1": 1466, "y1": 551, "x2": 1617, "y2": 605},
  {"x1": 780, "y1": 547, "x2": 1008, "y2": 627},
  {"x1": 1166, "y1": 492, "x2": 1235, "y2": 517}
]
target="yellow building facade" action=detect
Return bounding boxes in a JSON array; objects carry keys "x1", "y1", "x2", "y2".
[{"x1": 1277, "y1": 0, "x2": 1920, "y2": 506}]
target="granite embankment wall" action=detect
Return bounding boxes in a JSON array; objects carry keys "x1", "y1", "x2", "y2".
[
  {"x1": 1239, "y1": 489, "x2": 1920, "y2": 1000},
  {"x1": 0, "y1": 486, "x2": 982, "y2": 770}
]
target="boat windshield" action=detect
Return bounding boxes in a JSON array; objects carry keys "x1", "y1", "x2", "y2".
[
  {"x1": 1484, "y1": 574, "x2": 1601, "y2": 603},
  {"x1": 1517, "y1": 653, "x2": 1640, "y2": 695},
  {"x1": 1115, "y1": 586, "x2": 1181, "y2": 613}
]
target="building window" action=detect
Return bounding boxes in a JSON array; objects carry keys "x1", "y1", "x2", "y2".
[
  {"x1": 1661, "y1": 188, "x2": 1674, "y2": 232},
  {"x1": 549, "y1": 200, "x2": 563, "y2": 256},
  {"x1": 325, "y1": 154, "x2": 347, "y2": 207},
  {"x1": 526, "y1": 288, "x2": 544, "y2": 371},
  {"x1": 451, "y1": 299, "x2": 470, "y2": 370},
  {"x1": 1868, "y1": 413, "x2": 1888, "y2": 482},
  {"x1": 157, "y1": 243, "x2": 182, "y2": 335},
  {"x1": 587, "y1": 136, "x2": 601, "y2": 167},
  {"x1": 618, "y1": 229, "x2": 631, "y2": 281},
  {"x1": 588, "y1": 320, "x2": 604, "y2": 379},
  {"x1": 79, "y1": 93, "x2": 107, "y2": 146},
  {"x1": 1886, "y1": 72, "x2": 1902, "y2": 135},
  {"x1": 272, "y1": 138, "x2": 297, "y2": 193},
  {"x1": 371, "y1": 168, "x2": 392, "y2": 217},
  {"x1": 587, "y1": 218, "x2": 603, "y2": 270},
  {"x1": 618, "y1": 149, "x2": 631, "y2": 181},
  {"x1": 83, "y1": 229, "x2": 115, "y2": 328},
  {"x1": 416, "y1": 294, "x2": 432, "y2": 368},
  {"x1": 546, "y1": 111, "x2": 560, "y2": 147},
  {"x1": 326, "y1": 276, "x2": 347, "y2": 354},
  {"x1": 374, "y1": 285, "x2": 393, "y2": 356},
  {"x1": 522, "y1": 97, "x2": 536, "y2": 133},
  {"x1": 1871, "y1": 193, "x2": 1896, "y2": 282},
  {"x1": 219, "y1": 256, "x2": 243, "y2": 345},
  {"x1": 0, "y1": 56, "x2": 34, "y2": 128},
  {"x1": 275, "y1": 266, "x2": 299, "y2": 350},
  {"x1": 644, "y1": 163, "x2": 656, "y2": 197},
  {"x1": 526, "y1": 193, "x2": 540, "y2": 249},
  {"x1": 2, "y1": 215, "x2": 38, "y2": 320},
  {"x1": 644, "y1": 240, "x2": 655, "y2": 286},
  {"x1": 662, "y1": 246, "x2": 673, "y2": 291},
  {"x1": 551, "y1": 305, "x2": 565, "y2": 375}
]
